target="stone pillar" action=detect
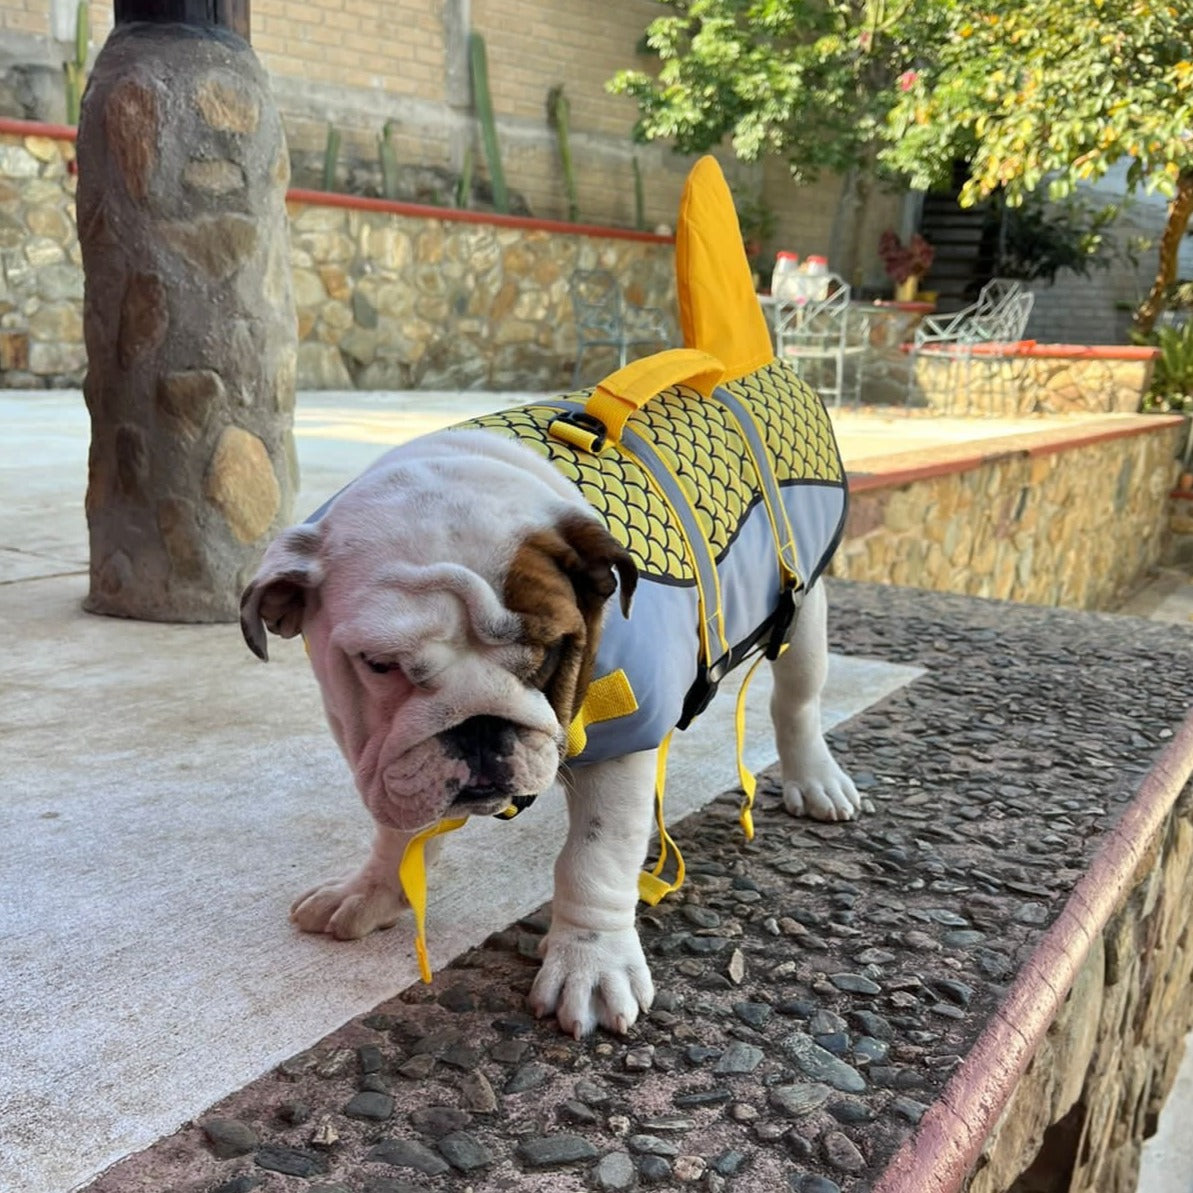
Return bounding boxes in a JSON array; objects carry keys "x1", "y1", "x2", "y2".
[{"x1": 76, "y1": 19, "x2": 297, "y2": 621}]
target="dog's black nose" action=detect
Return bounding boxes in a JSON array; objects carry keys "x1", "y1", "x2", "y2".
[{"x1": 441, "y1": 715, "x2": 519, "y2": 797}]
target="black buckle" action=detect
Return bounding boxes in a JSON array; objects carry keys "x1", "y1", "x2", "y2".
[
  {"x1": 494, "y1": 793, "x2": 537, "y2": 821},
  {"x1": 765, "y1": 586, "x2": 804, "y2": 659},
  {"x1": 552, "y1": 410, "x2": 607, "y2": 452},
  {"x1": 677, "y1": 652, "x2": 732, "y2": 730}
]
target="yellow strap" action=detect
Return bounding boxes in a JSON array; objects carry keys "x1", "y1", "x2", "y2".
[
  {"x1": 585, "y1": 349, "x2": 725, "y2": 446},
  {"x1": 733, "y1": 651, "x2": 771, "y2": 841},
  {"x1": 566, "y1": 669, "x2": 639, "y2": 758},
  {"x1": 398, "y1": 816, "x2": 469, "y2": 983},
  {"x1": 638, "y1": 732, "x2": 685, "y2": 905},
  {"x1": 617, "y1": 433, "x2": 729, "y2": 663}
]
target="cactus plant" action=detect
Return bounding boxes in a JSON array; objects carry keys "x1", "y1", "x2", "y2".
[
  {"x1": 63, "y1": 0, "x2": 89, "y2": 126},
  {"x1": 322, "y1": 123, "x2": 341, "y2": 192},
  {"x1": 546, "y1": 85, "x2": 578, "y2": 222},
  {"x1": 632, "y1": 156, "x2": 645, "y2": 232},
  {"x1": 467, "y1": 32, "x2": 508, "y2": 214},
  {"x1": 454, "y1": 143, "x2": 474, "y2": 209},
  {"x1": 378, "y1": 120, "x2": 399, "y2": 200}
]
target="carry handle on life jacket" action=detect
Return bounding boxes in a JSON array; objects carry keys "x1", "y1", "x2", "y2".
[{"x1": 549, "y1": 348, "x2": 726, "y2": 452}]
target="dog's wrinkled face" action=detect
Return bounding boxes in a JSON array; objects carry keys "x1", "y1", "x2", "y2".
[{"x1": 240, "y1": 445, "x2": 635, "y2": 832}]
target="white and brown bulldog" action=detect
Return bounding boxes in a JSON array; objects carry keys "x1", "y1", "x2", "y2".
[{"x1": 239, "y1": 157, "x2": 861, "y2": 1037}]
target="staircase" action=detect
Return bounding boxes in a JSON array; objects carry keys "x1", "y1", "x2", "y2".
[{"x1": 918, "y1": 164, "x2": 1001, "y2": 312}]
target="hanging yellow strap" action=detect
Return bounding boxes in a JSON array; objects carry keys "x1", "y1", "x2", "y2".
[
  {"x1": 638, "y1": 732, "x2": 685, "y2": 905},
  {"x1": 398, "y1": 816, "x2": 470, "y2": 983},
  {"x1": 733, "y1": 652, "x2": 771, "y2": 842},
  {"x1": 586, "y1": 349, "x2": 724, "y2": 445},
  {"x1": 549, "y1": 348, "x2": 725, "y2": 452}
]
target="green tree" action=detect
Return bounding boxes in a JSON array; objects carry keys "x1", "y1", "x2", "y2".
[
  {"x1": 882, "y1": 0, "x2": 1193, "y2": 335},
  {"x1": 609, "y1": 0, "x2": 938, "y2": 279}
]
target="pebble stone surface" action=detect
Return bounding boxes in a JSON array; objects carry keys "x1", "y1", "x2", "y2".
[{"x1": 82, "y1": 581, "x2": 1193, "y2": 1193}]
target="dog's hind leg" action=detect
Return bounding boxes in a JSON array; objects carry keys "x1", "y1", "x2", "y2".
[{"x1": 770, "y1": 579, "x2": 860, "y2": 822}]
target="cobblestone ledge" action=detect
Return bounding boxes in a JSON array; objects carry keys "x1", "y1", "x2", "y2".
[{"x1": 82, "y1": 583, "x2": 1193, "y2": 1193}]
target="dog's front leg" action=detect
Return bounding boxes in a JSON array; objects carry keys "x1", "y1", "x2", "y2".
[
  {"x1": 290, "y1": 822, "x2": 437, "y2": 940},
  {"x1": 530, "y1": 749, "x2": 657, "y2": 1038}
]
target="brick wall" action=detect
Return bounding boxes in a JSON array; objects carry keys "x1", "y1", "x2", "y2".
[
  {"x1": 1027, "y1": 189, "x2": 1193, "y2": 345},
  {"x1": 0, "y1": 0, "x2": 898, "y2": 279}
]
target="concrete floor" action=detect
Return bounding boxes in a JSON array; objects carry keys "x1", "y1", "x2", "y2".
[
  {"x1": 1, "y1": 390, "x2": 924, "y2": 1193},
  {"x1": 2, "y1": 389, "x2": 1190, "y2": 1192}
]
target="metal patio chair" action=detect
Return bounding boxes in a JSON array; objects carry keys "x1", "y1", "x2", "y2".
[
  {"x1": 569, "y1": 269, "x2": 671, "y2": 386},
  {"x1": 773, "y1": 272, "x2": 867, "y2": 408},
  {"x1": 907, "y1": 278, "x2": 1036, "y2": 412}
]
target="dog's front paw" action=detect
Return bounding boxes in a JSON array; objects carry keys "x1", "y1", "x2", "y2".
[
  {"x1": 782, "y1": 747, "x2": 861, "y2": 823},
  {"x1": 290, "y1": 873, "x2": 408, "y2": 940},
  {"x1": 529, "y1": 925, "x2": 654, "y2": 1039}
]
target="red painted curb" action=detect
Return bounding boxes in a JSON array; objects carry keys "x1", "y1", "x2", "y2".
[
  {"x1": 286, "y1": 188, "x2": 673, "y2": 244},
  {"x1": 0, "y1": 116, "x2": 77, "y2": 141},
  {"x1": 916, "y1": 339, "x2": 1159, "y2": 362},
  {"x1": 846, "y1": 416, "x2": 1185, "y2": 495},
  {"x1": 873, "y1": 709, "x2": 1193, "y2": 1193}
]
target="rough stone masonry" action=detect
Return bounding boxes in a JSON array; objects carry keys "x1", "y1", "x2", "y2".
[{"x1": 76, "y1": 21, "x2": 297, "y2": 622}]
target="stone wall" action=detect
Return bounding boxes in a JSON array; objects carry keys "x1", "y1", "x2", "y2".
[
  {"x1": 0, "y1": 129, "x2": 82, "y2": 382},
  {"x1": 965, "y1": 781, "x2": 1193, "y2": 1193},
  {"x1": 0, "y1": 124, "x2": 675, "y2": 392},
  {"x1": 832, "y1": 421, "x2": 1183, "y2": 611},
  {"x1": 1167, "y1": 486, "x2": 1193, "y2": 567},
  {"x1": 286, "y1": 195, "x2": 674, "y2": 392},
  {"x1": 0, "y1": 2, "x2": 902, "y2": 281},
  {"x1": 913, "y1": 348, "x2": 1157, "y2": 416}
]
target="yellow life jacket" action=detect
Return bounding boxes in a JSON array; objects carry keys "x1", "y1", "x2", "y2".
[{"x1": 400, "y1": 155, "x2": 851, "y2": 979}]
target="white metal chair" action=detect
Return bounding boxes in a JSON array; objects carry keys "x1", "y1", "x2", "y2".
[
  {"x1": 773, "y1": 272, "x2": 867, "y2": 408},
  {"x1": 569, "y1": 269, "x2": 671, "y2": 386},
  {"x1": 907, "y1": 278, "x2": 1036, "y2": 412}
]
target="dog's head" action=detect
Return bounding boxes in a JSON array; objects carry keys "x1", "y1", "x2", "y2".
[{"x1": 240, "y1": 455, "x2": 635, "y2": 832}]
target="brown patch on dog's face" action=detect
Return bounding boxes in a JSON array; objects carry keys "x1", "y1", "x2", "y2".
[{"x1": 503, "y1": 514, "x2": 637, "y2": 728}]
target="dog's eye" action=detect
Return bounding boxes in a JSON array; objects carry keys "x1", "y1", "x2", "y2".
[
  {"x1": 360, "y1": 653, "x2": 397, "y2": 675},
  {"x1": 530, "y1": 639, "x2": 566, "y2": 687}
]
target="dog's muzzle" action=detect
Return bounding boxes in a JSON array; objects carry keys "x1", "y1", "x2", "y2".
[{"x1": 440, "y1": 715, "x2": 538, "y2": 817}]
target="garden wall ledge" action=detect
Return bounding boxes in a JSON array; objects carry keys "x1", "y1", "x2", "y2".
[
  {"x1": 834, "y1": 414, "x2": 1185, "y2": 611},
  {"x1": 83, "y1": 582, "x2": 1193, "y2": 1193},
  {"x1": 0, "y1": 117, "x2": 676, "y2": 393},
  {"x1": 911, "y1": 341, "x2": 1161, "y2": 417}
]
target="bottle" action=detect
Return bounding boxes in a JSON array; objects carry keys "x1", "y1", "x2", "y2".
[
  {"x1": 771, "y1": 252, "x2": 800, "y2": 302},
  {"x1": 805, "y1": 254, "x2": 829, "y2": 301}
]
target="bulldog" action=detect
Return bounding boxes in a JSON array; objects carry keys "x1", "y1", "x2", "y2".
[{"x1": 239, "y1": 157, "x2": 861, "y2": 1037}]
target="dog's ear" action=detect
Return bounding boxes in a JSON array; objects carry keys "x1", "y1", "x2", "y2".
[
  {"x1": 239, "y1": 524, "x2": 325, "y2": 661},
  {"x1": 554, "y1": 511, "x2": 638, "y2": 621},
  {"x1": 504, "y1": 513, "x2": 638, "y2": 729}
]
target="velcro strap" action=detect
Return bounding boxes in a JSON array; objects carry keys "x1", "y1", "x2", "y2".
[{"x1": 566, "y1": 669, "x2": 638, "y2": 758}]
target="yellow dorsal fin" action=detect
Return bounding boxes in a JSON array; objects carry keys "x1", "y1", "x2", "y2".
[{"x1": 675, "y1": 156, "x2": 774, "y2": 382}]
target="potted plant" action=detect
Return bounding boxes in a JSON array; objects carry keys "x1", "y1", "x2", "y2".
[
  {"x1": 879, "y1": 229, "x2": 935, "y2": 302},
  {"x1": 736, "y1": 193, "x2": 777, "y2": 287}
]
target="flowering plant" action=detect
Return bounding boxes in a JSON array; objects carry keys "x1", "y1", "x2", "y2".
[{"x1": 878, "y1": 230, "x2": 935, "y2": 283}]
